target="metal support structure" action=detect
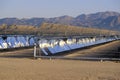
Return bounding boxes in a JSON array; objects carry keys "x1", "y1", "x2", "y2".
[{"x1": 34, "y1": 43, "x2": 37, "y2": 58}]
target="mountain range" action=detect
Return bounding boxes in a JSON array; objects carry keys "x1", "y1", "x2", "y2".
[{"x1": 0, "y1": 11, "x2": 120, "y2": 30}]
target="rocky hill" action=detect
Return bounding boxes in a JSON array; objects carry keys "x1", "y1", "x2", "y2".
[{"x1": 0, "y1": 11, "x2": 120, "y2": 30}]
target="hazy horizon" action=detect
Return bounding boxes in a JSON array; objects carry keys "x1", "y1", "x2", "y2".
[{"x1": 0, "y1": 0, "x2": 120, "y2": 18}]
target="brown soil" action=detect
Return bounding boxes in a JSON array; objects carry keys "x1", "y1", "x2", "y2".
[{"x1": 0, "y1": 58, "x2": 120, "y2": 80}]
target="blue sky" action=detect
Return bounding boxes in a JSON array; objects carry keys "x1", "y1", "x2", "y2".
[{"x1": 0, "y1": 0, "x2": 120, "y2": 18}]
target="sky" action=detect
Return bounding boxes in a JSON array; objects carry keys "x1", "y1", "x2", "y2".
[{"x1": 0, "y1": 0, "x2": 120, "y2": 18}]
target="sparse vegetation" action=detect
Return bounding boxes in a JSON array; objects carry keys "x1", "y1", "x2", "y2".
[
  {"x1": 38, "y1": 23, "x2": 120, "y2": 37},
  {"x1": 0, "y1": 24, "x2": 37, "y2": 35},
  {"x1": 0, "y1": 23, "x2": 120, "y2": 37}
]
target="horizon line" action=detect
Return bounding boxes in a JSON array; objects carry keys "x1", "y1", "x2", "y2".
[{"x1": 0, "y1": 11, "x2": 120, "y2": 19}]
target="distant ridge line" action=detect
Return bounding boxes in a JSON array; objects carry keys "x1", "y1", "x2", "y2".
[{"x1": 0, "y1": 11, "x2": 120, "y2": 31}]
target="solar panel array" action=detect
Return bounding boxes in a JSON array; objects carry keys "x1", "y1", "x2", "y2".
[
  {"x1": 38, "y1": 37, "x2": 119, "y2": 55},
  {"x1": 0, "y1": 36, "x2": 34, "y2": 49}
]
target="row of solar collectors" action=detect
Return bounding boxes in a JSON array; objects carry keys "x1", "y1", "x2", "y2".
[
  {"x1": 0, "y1": 37, "x2": 34, "y2": 49},
  {"x1": 39, "y1": 38, "x2": 116, "y2": 55}
]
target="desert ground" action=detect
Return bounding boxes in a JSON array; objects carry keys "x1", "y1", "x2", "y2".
[
  {"x1": 0, "y1": 40, "x2": 120, "y2": 80},
  {"x1": 0, "y1": 58, "x2": 120, "y2": 80}
]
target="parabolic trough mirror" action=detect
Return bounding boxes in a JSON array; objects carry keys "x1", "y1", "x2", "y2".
[
  {"x1": 36, "y1": 36, "x2": 118, "y2": 56},
  {"x1": 0, "y1": 35, "x2": 35, "y2": 49},
  {"x1": 0, "y1": 35, "x2": 119, "y2": 57}
]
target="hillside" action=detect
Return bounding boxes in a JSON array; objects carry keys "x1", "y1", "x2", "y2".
[
  {"x1": 73, "y1": 11, "x2": 120, "y2": 30},
  {"x1": 0, "y1": 11, "x2": 120, "y2": 30},
  {"x1": 0, "y1": 23, "x2": 119, "y2": 36}
]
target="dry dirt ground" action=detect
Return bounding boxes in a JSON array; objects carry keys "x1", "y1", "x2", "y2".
[
  {"x1": 0, "y1": 40, "x2": 120, "y2": 80},
  {"x1": 0, "y1": 58, "x2": 120, "y2": 80}
]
